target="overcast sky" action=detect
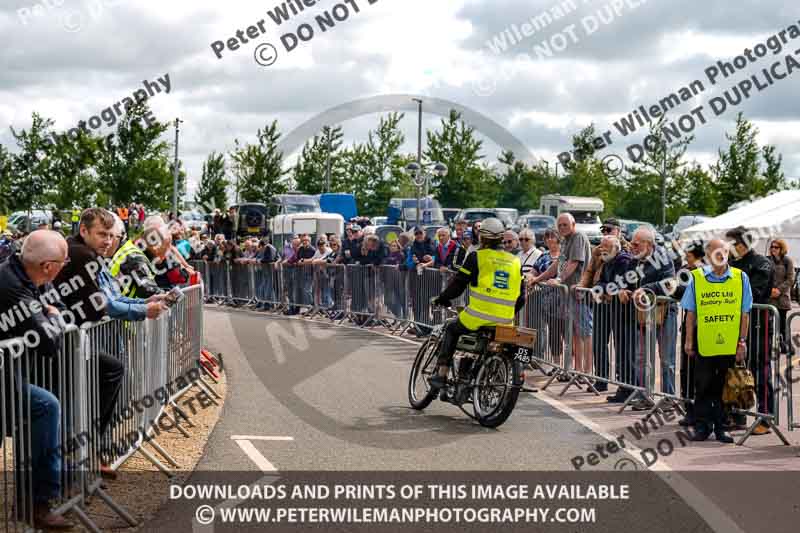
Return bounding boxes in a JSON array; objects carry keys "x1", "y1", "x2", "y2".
[{"x1": 2, "y1": 0, "x2": 799, "y2": 199}]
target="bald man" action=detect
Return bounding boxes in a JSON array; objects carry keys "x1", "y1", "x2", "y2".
[
  {"x1": 681, "y1": 238, "x2": 751, "y2": 444},
  {"x1": 0, "y1": 230, "x2": 73, "y2": 528}
]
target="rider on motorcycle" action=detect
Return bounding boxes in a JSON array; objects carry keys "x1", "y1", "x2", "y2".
[{"x1": 429, "y1": 217, "x2": 526, "y2": 389}]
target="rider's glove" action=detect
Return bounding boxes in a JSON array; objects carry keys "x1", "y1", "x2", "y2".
[{"x1": 433, "y1": 297, "x2": 451, "y2": 308}]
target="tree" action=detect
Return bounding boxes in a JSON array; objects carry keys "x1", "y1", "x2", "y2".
[
  {"x1": 760, "y1": 144, "x2": 785, "y2": 194},
  {"x1": 195, "y1": 151, "x2": 229, "y2": 211},
  {"x1": 496, "y1": 150, "x2": 537, "y2": 212},
  {"x1": 559, "y1": 124, "x2": 627, "y2": 217},
  {"x1": 678, "y1": 164, "x2": 719, "y2": 217},
  {"x1": 292, "y1": 125, "x2": 345, "y2": 194},
  {"x1": 0, "y1": 144, "x2": 12, "y2": 213},
  {"x1": 615, "y1": 116, "x2": 693, "y2": 223},
  {"x1": 45, "y1": 124, "x2": 101, "y2": 210},
  {"x1": 8, "y1": 113, "x2": 55, "y2": 223},
  {"x1": 95, "y1": 102, "x2": 173, "y2": 209},
  {"x1": 425, "y1": 110, "x2": 493, "y2": 207},
  {"x1": 354, "y1": 113, "x2": 414, "y2": 215},
  {"x1": 713, "y1": 113, "x2": 771, "y2": 210},
  {"x1": 230, "y1": 120, "x2": 287, "y2": 203}
]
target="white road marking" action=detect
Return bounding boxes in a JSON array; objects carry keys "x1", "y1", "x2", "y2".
[
  {"x1": 230, "y1": 435, "x2": 294, "y2": 441},
  {"x1": 535, "y1": 392, "x2": 746, "y2": 533},
  {"x1": 209, "y1": 308, "x2": 748, "y2": 533},
  {"x1": 231, "y1": 435, "x2": 293, "y2": 472}
]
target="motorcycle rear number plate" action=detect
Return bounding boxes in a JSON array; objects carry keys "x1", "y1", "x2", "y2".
[{"x1": 513, "y1": 346, "x2": 531, "y2": 363}]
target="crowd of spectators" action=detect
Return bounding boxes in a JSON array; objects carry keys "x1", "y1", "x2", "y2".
[{"x1": 0, "y1": 208, "x2": 195, "y2": 529}]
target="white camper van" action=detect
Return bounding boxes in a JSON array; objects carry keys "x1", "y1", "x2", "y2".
[
  {"x1": 270, "y1": 212, "x2": 345, "y2": 257},
  {"x1": 539, "y1": 195, "x2": 604, "y2": 244}
]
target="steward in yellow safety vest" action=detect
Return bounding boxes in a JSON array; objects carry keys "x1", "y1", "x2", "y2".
[
  {"x1": 681, "y1": 238, "x2": 752, "y2": 444},
  {"x1": 429, "y1": 218, "x2": 525, "y2": 389},
  {"x1": 108, "y1": 216, "x2": 172, "y2": 299}
]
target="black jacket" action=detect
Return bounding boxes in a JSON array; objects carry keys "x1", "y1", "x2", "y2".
[
  {"x1": 53, "y1": 235, "x2": 107, "y2": 325},
  {"x1": 0, "y1": 254, "x2": 65, "y2": 358},
  {"x1": 116, "y1": 242, "x2": 163, "y2": 299},
  {"x1": 632, "y1": 246, "x2": 676, "y2": 296},
  {"x1": 341, "y1": 237, "x2": 363, "y2": 264},
  {"x1": 731, "y1": 250, "x2": 773, "y2": 305}
]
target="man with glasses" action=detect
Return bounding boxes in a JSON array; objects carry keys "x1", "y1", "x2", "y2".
[
  {"x1": 580, "y1": 218, "x2": 628, "y2": 395},
  {"x1": 503, "y1": 230, "x2": 520, "y2": 256},
  {"x1": 725, "y1": 226, "x2": 775, "y2": 435},
  {"x1": 620, "y1": 227, "x2": 677, "y2": 410},
  {"x1": 0, "y1": 230, "x2": 73, "y2": 529}
]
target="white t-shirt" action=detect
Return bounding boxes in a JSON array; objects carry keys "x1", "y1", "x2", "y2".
[
  {"x1": 518, "y1": 247, "x2": 543, "y2": 275},
  {"x1": 312, "y1": 246, "x2": 333, "y2": 260}
]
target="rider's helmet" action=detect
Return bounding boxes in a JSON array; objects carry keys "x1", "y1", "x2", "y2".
[{"x1": 478, "y1": 217, "x2": 504, "y2": 248}]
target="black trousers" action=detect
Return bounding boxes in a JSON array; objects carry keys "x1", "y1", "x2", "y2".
[
  {"x1": 749, "y1": 309, "x2": 775, "y2": 416},
  {"x1": 693, "y1": 355, "x2": 734, "y2": 433},
  {"x1": 97, "y1": 353, "x2": 125, "y2": 438},
  {"x1": 437, "y1": 318, "x2": 472, "y2": 367}
]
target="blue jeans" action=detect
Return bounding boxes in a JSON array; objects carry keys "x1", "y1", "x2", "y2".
[
  {"x1": 658, "y1": 309, "x2": 678, "y2": 395},
  {"x1": 635, "y1": 307, "x2": 677, "y2": 394},
  {"x1": 23, "y1": 384, "x2": 62, "y2": 503}
]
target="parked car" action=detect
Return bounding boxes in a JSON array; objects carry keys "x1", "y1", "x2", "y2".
[
  {"x1": 7, "y1": 210, "x2": 53, "y2": 232},
  {"x1": 180, "y1": 211, "x2": 209, "y2": 234},
  {"x1": 442, "y1": 208, "x2": 461, "y2": 226},
  {"x1": 516, "y1": 214, "x2": 556, "y2": 248},
  {"x1": 454, "y1": 208, "x2": 499, "y2": 225},
  {"x1": 371, "y1": 216, "x2": 388, "y2": 226},
  {"x1": 423, "y1": 225, "x2": 444, "y2": 243},
  {"x1": 494, "y1": 208, "x2": 519, "y2": 229},
  {"x1": 670, "y1": 214, "x2": 711, "y2": 239},
  {"x1": 618, "y1": 219, "x2": 665, "y2": 246}
]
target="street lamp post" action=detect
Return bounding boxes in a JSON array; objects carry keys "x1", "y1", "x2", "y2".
[
  {"x1": 405, "y1": 162, "x2": 448, "y2": 229},
  {"x1": 172, "y1": 118, "x2": 183, "y2": 219}
]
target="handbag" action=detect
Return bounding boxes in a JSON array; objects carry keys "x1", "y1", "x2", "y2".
[{"x1": 722, "y1": 363, "x2": 756, "y2": 410}]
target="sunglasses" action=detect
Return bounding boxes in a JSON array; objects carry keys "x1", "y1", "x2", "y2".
[
  {"x1": 770, "y1": 245, "x2": 781, "y2": 249},
  {"x1": 503, "y1": 240, "x2": 514, "y2": 245},
  {"x1": 519, "y1": 237, "x2": 531, "y2": 241},
  {"x1": 600, "y1": 227, "x2": 613, "y2": 234}
]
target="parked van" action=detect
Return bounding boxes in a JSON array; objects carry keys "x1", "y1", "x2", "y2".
[
  {"x1": 270, "y1": 212, "x2": 345, "y2": 256},
  {"x1": 539, "y1": 195, "x2": 604, "y2": 244}
]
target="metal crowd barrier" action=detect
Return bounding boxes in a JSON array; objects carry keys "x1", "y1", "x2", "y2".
[
  {"x1": 1, "y1": 284, "x2": 207, "y2": 531},
  {"x1": 517, "y1": 284, "x2": 574, "y2": 388},
  {"x1": 193, "y1": 259, "x2": 796, "y2": 447}
]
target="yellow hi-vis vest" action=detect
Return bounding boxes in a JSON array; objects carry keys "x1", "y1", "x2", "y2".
[
  {"x1": 693, "y1": 267, "x2": 743, "y2": 357},
  {"x1": 71, "y1": 209, "x2": 80, "y2": 222},
  {"x1": 109, "y1": 239, "x2": 155, "y2": 298},
  {"x1": 458, "y1": 248, "x2": 522, "y2": 331}
]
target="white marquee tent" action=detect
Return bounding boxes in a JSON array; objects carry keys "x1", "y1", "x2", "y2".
[{"x1": 679, "y1": 190, "x2": 800, "y2": 265}]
